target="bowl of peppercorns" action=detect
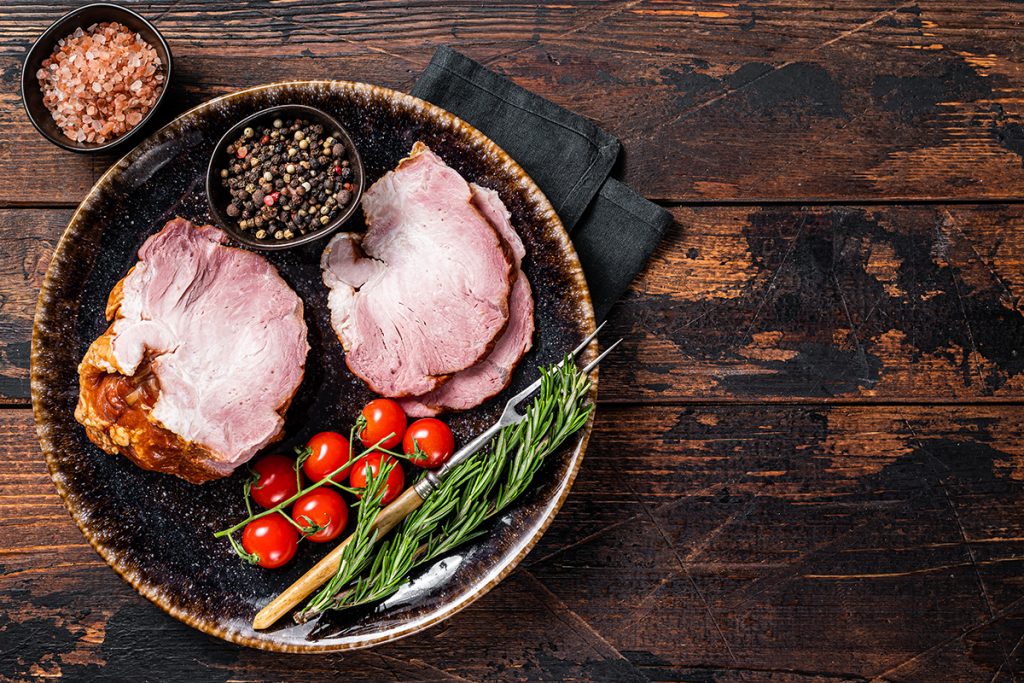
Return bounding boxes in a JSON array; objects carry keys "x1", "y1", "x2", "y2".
[{"x1": 206, "y1": 104, "x2": 364, "y2": 250}]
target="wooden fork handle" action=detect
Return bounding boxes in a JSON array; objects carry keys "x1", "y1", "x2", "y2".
[{"x1": 252, "y1": 486, "x2": 425, "y2": 630}]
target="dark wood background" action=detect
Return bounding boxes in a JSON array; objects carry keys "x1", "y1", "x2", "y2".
[{"x1": 3, "y1": 1, "x2": 1024, "y2": 681}]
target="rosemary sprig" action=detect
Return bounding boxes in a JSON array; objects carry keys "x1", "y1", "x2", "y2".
[
  {"x1": 299, "y1": 360, "x2": 593, "y2": 617},
  {"x1": 294, "y1": 456, "x2": 395, "y2": 623}
]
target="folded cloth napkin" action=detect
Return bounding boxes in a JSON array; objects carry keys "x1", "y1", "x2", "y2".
[{"x1": 412, "y1": 46, "x2": 671, "y2": 320}]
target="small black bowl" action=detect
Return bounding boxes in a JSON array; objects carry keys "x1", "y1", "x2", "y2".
[
  {"x1": 206, "y1": 104, "x2": 365, "y2": 251},
  {"x1": 21, "y1": 2, "x2": 173, "y2": 154}
]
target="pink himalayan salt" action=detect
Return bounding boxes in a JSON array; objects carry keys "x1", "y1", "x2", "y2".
[{"x1": 36, "y1": 21, "x2": 164, "y2": 144}]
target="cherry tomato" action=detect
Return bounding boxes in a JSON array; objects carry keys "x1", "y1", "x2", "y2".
[
  {"x1": 291, "y1": 488, "x2": 349, "y2": 543},
  {"x1": 303, "y1": 431, "x2": 352, "y2": 483},
  {"x1": 241, "y1": 513, "x2": 298, "y2": 569},
  {"x1": 250, "y1": 454, "x2": 299, "y2": 509},
  {"x1": 403, "y1": 418, "x2": 455, "y2": 469},
  {"x1": 349, "y1": 452, "x2": 405, "y2": 505},
  {"x1": 359, "y1": 399, "x2": 406, "y2": 450}
]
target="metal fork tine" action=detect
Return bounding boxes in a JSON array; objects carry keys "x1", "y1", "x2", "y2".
[
  {"x1": 565, "y1": 320, "x2": 606, "y2": 363},
  {"x1": 580, "y1": 338, "x2": 622, "y2": 374},
  {"x1": 506, "y1": 321, "x2": 607, "y2": 408}
]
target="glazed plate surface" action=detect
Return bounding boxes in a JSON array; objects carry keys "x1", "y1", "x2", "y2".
[{"x1": 31, "y1": 82, "x2": 596, "y2": 652}]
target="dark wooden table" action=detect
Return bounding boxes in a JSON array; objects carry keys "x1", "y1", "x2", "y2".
[{"x1": 3, "y1": 1, "x2": 1024, "y2": 681}]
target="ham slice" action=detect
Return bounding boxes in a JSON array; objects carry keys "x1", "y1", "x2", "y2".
[
  {"x1": 321, "y1": 142, "x2": 513, "y2": 397},
  {"x1": 75, "y1": 217, "x2": 309, "y2": 483},
  {"x1": 399, "y1": 184, "x2": 534, "y2": 416}
]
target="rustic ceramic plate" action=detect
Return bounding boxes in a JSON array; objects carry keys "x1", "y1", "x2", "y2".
[{"x1": 31, "y1": 81, "x2": 596, "y2": 652}]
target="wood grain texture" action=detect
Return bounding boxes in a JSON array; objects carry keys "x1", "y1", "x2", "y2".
[
  {"x1": 4, "y1": 204, "x2": 1024, "y2": 405},
  {"x1": 606, "y1": 203, "x2": 1024, "y2": 403},
  {"x1": 4, "y1": 405, "x2": 1024, "y2": 681},
  {"x1": 4, "y1": 0, "x2": 1024, "y2": 679},
  {"x1": 2, "y1": 1, "x2": 1024, "y2": 203}
]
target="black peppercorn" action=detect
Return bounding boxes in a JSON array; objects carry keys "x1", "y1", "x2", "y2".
[{"x1": 219, "y1": 115, "x2": 357, "y2": 241}]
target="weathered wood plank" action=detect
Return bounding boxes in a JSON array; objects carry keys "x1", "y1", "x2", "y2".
[
  {"x1": 4, "y1": 404, "x2": 1024, "y2": 680},
  {"x1": 4, "y1": 204, "x2": 1024, "y2": 405},
  {"x1": 534, "y1": 404, "x2": 1024, "y2": 680},
  {"x1": 605, "y1": 203, "x2": 1024, "y2": 403},
  {"x1": 2, "y1": 1, "x2": 1023, "y2": 203},
  {"x1": 0, "y1": 208, "x2": 66, "y2": 402}
]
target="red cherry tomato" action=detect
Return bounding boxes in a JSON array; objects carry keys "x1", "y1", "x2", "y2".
[
  {"x1": 241, "y1": 513, "x2": 298, "y2": 569},
  {"x1": 303, "y1": 431, "x2": 352, "y2": 483},
  {"x1": 359, "y1": 399, "x2": 406, "y2": 450},
  {"x1": 349, "y1": 452, "x2": 405, "y2": 505},
  {"x1": 403, "y1": 418, "x2": 455, "y2": 469},
  {"x1": 291, "y1": 488, "x2": 349, "y2": 543},
  {"x1": 250, "y1": 454, "x2": 299, "y2": 509}
]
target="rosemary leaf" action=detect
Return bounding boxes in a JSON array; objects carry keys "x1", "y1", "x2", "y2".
[{"x1": 307, "y1": 359, "x2": 593, "y2": 615}]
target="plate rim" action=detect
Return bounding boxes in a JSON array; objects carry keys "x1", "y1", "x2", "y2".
[{"x1": 31, "y1": 79, "x2": 598, "y2": 653}]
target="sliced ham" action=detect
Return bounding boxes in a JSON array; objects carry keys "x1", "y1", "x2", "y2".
[
  {"x1": 399, "y1": 184, "x2": 534, "y2": 416},
  {"x1": 75, "y1": 217, "x2": 309, "y2": 483},
  {"x1": 321, "y1": 142, "x2": 513, "y2": 397}
]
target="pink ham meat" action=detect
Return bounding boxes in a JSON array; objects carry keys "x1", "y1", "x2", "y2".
[
  {"x1": 321, "y1": 142, "x2": 513, "y2": 397},
  {"x1": 399, "y1": 184, "x2": 534, "y2": 416},
  {"x1": 75, "y1": 217, "x2": 309, "y2": 483}
]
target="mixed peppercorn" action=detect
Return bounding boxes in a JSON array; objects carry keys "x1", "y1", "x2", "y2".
[{"x1": 219, "y1": 117, "x2": 357, "y2": 242}]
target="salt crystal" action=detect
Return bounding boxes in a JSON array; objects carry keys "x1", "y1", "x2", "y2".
[{"x1": 36, "y1": 21, "x2": 164, "y2": 143}]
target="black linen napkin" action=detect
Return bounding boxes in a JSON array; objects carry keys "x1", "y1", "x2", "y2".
[{"x1": 412, "y1": 46, "x2": 671, "y2": 320}]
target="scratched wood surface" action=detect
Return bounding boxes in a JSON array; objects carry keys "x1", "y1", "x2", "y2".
[
  {"x1": 1, "y1": 1, "x2": 1024, "y2": 204},
  {"x1": 3, "y1": 1, "x2": 1024, "y2": 681}
]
